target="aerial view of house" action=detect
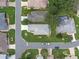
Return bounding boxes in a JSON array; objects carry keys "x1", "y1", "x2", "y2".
[
  {"x1": 20, "y1": 0, "x2": 79, "y2": 59},
  {"x1": 0, "y1": 0, "x2": 15, "y2": 59}
]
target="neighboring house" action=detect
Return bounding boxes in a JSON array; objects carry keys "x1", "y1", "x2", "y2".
[
  {"x1": 47, "y1": 55, "x2": 54, "y2": 59},
  {"x1": 65, "y1": 56, "x2": 78, "y2": 59},
  {"x1": 36, "y1": 55, "x2": 43, "y2": 59},
  {"x1": 56, "y1": 16, "x2": 76, "y2": 34},
  {"x1": 0, "y1": 32, "x2": 8, "y2": 53},
  {"x1": 0, "y1": 0, "x2": 7, "y2": 7},
  {"x1": 28, "y1": 24, "x2": 50, "y2": 35},
  {"x1": 27, "y1": 0, "x2": 48, "y2": 9},
  {"x1": 0, "y1": 13, "x2": 8, "y2": 31},
  {"x1": 27, "y1": 11, "x2": 47, "y2": 22},
  {"x1": 0, "y1": 54, "x2": 7, "y2": 59}
]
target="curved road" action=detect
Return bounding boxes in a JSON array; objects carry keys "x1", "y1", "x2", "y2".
[{"x1": 15, "y1": 0, "x2": 79, "y2": 59}]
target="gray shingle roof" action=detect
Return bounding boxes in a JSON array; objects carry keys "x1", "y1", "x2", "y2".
[
  {"x1": 0, "y1": 13, "x2": 8, "y2": 30},
  {"x1": 56, "y1": 16, "x2": 76, "y2": 34},
  {"x1": 28, "y1": 24, "x2": 50, "y2": 35},
  {"x1": 0, "y1": 0, "x2": 7, "y2": 7},
  {"x1": 0, "y1": 32, "x2": 8, "y2": 53},
  {"x1": 27, "y1": 11, "x2": 47, "y2": 22}
]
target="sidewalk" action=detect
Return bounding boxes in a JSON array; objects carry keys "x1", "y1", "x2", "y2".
[
  {"x1": 21, "y1": 16, "x2": 28, "y2": 21},
  {"x1": 9, "y1": 44, "x2": 15, "y2": 49},
  {"x1": 8, "y1": 2, "x2": 15, "y2": 7},
  {"x1": 21, "y1": 25, "x2": 28, "y2": 31},
  {"x1": 9, "y1": 24, "x2": 15, "y2": 30},
  {"x1": 69, "y1": 48, "x2": 75, "y2": 55},
  {"x1": 21, "y1": 2, "x2": 28, "y2": 7}
]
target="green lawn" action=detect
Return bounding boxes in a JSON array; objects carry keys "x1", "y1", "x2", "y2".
[
  {"x1": 41, "y1": 49, "x2": 48, "y2": 59},
  {"x1": 21, "y1": 49, "x2": 38, "y2": 59},
  {"x1": 8, "y1": 29, "x2": 15, "y2": 44},
  {"x1": 0, "y1": 7, "x2": 15, "y2": 24},
  {"x1": 74, "y1": 16, "x2": 79, "y2": 40},
  {"x1": 75, "y1": 48, "x2": 79, "y2": 59},
  {"x1": 52, "y1": 49, "x2": 70, "y2": 59},
  {"x1": 22, "y1": 30, "x2": 72, "y2": 42},
  {"x1": 7, "y1": 49, "x2": 15, "y2": 56},
  {"x1": 22, "y1": 7, "x2": 32, "y2": 16},
  {"x1": 22, "y1": 0, "x2": 28, "y2": 2},
  {"x1": 9, "y1": 0, "x2": 15, "y2": 2}
]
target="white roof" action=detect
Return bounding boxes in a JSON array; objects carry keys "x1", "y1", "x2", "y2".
[
  {"x1": 28, "y1": 24, "x2": 50, "y2": 35},
  {"x1": 0, "y1": 54, "x2": 6, "y2": 59}
]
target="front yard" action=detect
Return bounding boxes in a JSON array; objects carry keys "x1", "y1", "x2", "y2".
[
  {"x1": 74, "y1": 16, "x2": 79, "y2": 40},
  {"x1": 22, "y1": 30, "x2": 72, "y2": 42},
  {"x1": 21, "y1": 49, "x2": 38, "y2": 59},
  {"x1": 0, "y1": 7, "x2": 15, "y2": 24},
  {"x1": 20, "y1": 49, "x2": 70, "y2": 59},
  {"x1": 8, "y1": 29, "x2": 15, "y2": 44},
  {"x1": 7, "y1": 49, "x2": 15, "y2": 56}
]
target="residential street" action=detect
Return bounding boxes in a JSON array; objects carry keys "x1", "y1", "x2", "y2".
[{"x1": 16, "y1": 0, "x2": 79, "y2": 59}]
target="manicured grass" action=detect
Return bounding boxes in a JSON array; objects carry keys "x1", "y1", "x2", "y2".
[
  {"x1": 22, "y1": 0, "x2": 28, "y2": 2},
  {"x1": 21, "y1": 49, "x2": 38, "y2": 59},
  {"x1": 21, "y1": 19, "x2": 30, "y2": 25},
  {"x1": 52, "y1": 49, "x2": 70, "y2": 59},
  {"x1": 0, "y1": 7, "x2": 15, "y2": 24},
  {"x1": 8, "y1": 29, "x2": 15, "y2": 44},
  {"x1": 75, "y1": 48, "x2": 79, "y2": 59},
  {"x1": 41, "y1": 49, "x2": 48, "y2": 59},
  {"x1": 7, "y1": 49, "x2": 15, "y2": 56},
  {"x1": 22, "y1": 30, "x2": 72, "y2": 42},
  {"x1": 9, "y1": 0, "x2": 15, "y2": 2},
  {"x1": 22, "y1": 7, "x2": 32, "y2": 16},
  {"x1": 74, "y1": 16, "x2": 79, "y2": 40}
]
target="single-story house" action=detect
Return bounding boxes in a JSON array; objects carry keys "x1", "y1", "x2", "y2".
[
  {"x1": 56, "y1": 16, "x2": 76, "y2": 34},
  {"x1": 28, "y1": 24, "x2": 50, "y2": 35},
  {"x1": 0, "y1": 0, "x2": 7, "y2": 7},
  {"x1": 27, "y1": 11, "x2": 47, "y2": 22},
  {"x1": 0, "y1": 54, "x2": 7, "y2": 59},
  {"x1": 36, "y1": 55, "x2": 43, "y2": 59},
  {"x1": 0, "y1": 32, "x2": 8, "y2": 53},
  {"x1": 27, "y1": 0, "x2": 48, "y2": 9},
  {"x1": 0, "y1": 13, "x2": 8, "y2": 31},
  {"x1": 47, "y1": 55, "x2": 54, "y2": 59},
  {"x1": 65, "y1": 56, "x2": 78, "y2": 59}
]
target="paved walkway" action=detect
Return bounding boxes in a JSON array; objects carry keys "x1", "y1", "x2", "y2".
[
  {"x1": 9, "y1": 55, "x2": 15, "y2": 59},
  {"x1": 21, "y1": 2, "x2": 28, "y2": 7},
  {"x1": 9, "y1": 25, "x2": 15, "y2": 30},
  {"x1": 38, "y1": 49, "x2": 42, "y2": 55},
  {"x1": 21, "y1": 25, "x2": 28, "y2": 31},
  {"x1": 21, "y1": 16, "x2": 28, "y2": 21},
  {"x1": 9, "y1": 44, "x2": 15, "y2": 49},
  {"x1": 8, "y1": 2, "x2": 15, "y2": 7},
  {"x1": 71, "y1": 33, "x2": 79, "y2": 50},
  {"x1": 69, "y1": 48, "x2": 75, "y2": 55},
  {"x1": 48, "y1": 48, "x2": 52, "y2": 55}
]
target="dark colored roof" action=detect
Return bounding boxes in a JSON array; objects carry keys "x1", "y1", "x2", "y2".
[{"x1": 0, "y1": 13, "x2": 8, "y2": 30}]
